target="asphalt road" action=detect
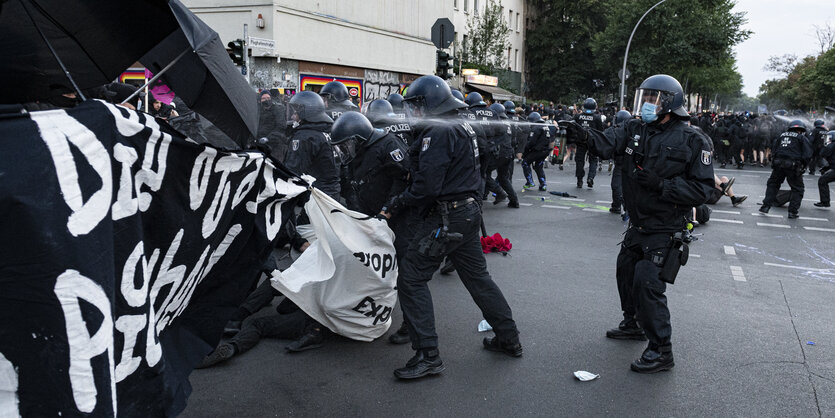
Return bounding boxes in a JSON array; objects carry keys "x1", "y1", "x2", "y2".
[{"x1": 182, "y1": 160, "x2": 835, "y2": 417}]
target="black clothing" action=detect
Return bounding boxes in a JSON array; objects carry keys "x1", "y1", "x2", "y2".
[
  {"x1": 574, "y1": 113, "x2": 604, "y2": 181},
  {"x1": 764, "y1": 168, "x2": 805, "y2": 213},
  {"x1": 586, "y1": 117, "x2": 714, "y2": 353},
  {"x1": 342, "y1": 133, "x2": 410, "y2": 216},
  {"x1": 373, "y1": 117, "x2": 414, "y2": 146},
  {"x1": 284, "y1": 122, "x2": 341, "y2": 199},
  {"x1": 522, "y1": 122, "x2": 552, "y2": 186},
  {"x1": 762, "y1": 130, "x2": 814, "y2": 212},
  {"x1": 810, "y1": 126, "x2": 828, "y2": 174},
  {"x1": 257, "y1": 101, "x2": 288, "y2": 161},
  {"x1": 326, "y1": 104, "x2": 358, "y2": 122}
]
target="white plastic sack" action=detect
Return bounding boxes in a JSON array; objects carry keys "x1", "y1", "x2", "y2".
[{"x1": 271, "y1": 187, "x2": 398, "y2": 341}]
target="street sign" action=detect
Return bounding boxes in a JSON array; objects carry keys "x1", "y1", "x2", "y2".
[
  {"x1": 248, "y1": 36, "x2": 275, "y2": 51},
  {"x1": 618, "y1": 68, "x2": 630, "y2": 80},
  {"x1": 431, "y1": 18, "x2": 454, "y2": 49}
]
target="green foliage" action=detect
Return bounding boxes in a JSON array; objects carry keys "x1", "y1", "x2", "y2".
[
  {"x1": 526, "y1": 0, "x2": 750, "y2": 108},
  {"x1": 759, "y1": 46, "x2": 835, "y2": 111},
  {"x1": 464, "y1": 0, "x2": 511, "y2": 69}
]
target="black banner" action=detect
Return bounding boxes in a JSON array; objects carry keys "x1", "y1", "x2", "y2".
[{"x1": 0, "y1": 101, "x2": 307, "y2": 416}]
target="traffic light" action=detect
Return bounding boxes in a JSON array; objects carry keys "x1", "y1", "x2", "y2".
[
  {"x1": 227, "y1": 39, "x2": 244, "y2": 66},
  {"x1": 435, "y1": 49, "x2": 452, "y2": 80}
]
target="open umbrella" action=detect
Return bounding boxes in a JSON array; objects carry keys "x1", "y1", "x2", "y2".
[
  {"x1": 0, "y1": 0, "x2": 176, "y2": 104},
  {"x1": 138, "y1": 0, "x2": 257, "y2": 147}
]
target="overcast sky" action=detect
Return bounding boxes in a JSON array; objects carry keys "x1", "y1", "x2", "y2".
[{"x1": 732, "y1": 0, "x2": 835, "y2": 97}]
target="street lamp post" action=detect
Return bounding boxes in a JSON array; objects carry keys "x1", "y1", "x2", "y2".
[{"x1": 619, "y1": 0, "x2": 668, "y2": 110}]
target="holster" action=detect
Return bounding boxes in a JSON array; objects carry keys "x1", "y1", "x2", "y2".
[
  {"x1": 417, "y1": 202, "x2": 464, "y2": 257},
  {"x1": 659, "y1": 233, "x2": 688, "y2": 284}
]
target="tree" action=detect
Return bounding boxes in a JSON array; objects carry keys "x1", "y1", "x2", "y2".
[
  {"x1": 763, "y1": 54, "x2": 798, "y2": 75},
  {"x1": 813, "y1": 21, "x2": 835, "y2": 55},
  {"x1": 464, "y1": 0, "x2": 511, "y2": 69}
]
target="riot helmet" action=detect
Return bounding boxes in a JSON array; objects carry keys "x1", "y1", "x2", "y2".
[
  {"x1": 615, "y1": 110, "x2": 632, "y2": 125},
  {"x1": 583, "y1": 97, "x2": 597, "y2": 114},
  {"x1": 490, "y1": 103, "x2": 508, "y2": 119},
  {"x1": 288, "y1": 91, "x2": 333, "y2": 124},
  {"x1": 527, "y1": 112, "x2": 543, "y2": 123},
  {"x1": 788, "y1": 120, "x2": 806, "y2": 132},
  {"x1": 633, "y1": 74, "x2": 688, "y2": 124},
  {"x1": 403, "y1": 75, "x2": 466, "y2": 116},
  {"x1": 329, "y1": 112, "x2": 384, "y2": 164},
  {"x1": 451, "y1": 89, "x2": 465, "y2": 102},
  {"x1": 465, "y1": 92, "x2": 487, "y2": 108},
  {"x1": 364, "y1": 99, "x2": 397, "y2": 125},
  {"x1": 387, "y1": 93, "x2": 405, "y2": 110},
  {"x1": 320, "y1": 81, "x2": 355, "y2": 109},
  {"x1": 503, "y1": 100, "x2": 516, "y2": 114},
  {"x1": 814, "y1": 119, "x2": 825, "y2": 128}
]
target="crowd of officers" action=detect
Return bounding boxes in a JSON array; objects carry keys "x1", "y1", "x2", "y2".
[{"x1": 203, "y1": 74, "x2": 834, "y2": 380}]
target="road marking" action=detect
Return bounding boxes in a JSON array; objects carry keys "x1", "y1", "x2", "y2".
[
  {"x1": 712, "y1": 209, "x2": 741, "y2": 215},
  {"x1": 518, "y1": 202, "x2": 533, "y2": 207},
  {"x1": 560, "y1": 197, "x2": 585, "y2": 202},
  {"x1": 798, "y1": 217, "x2": 828, "y2": 222},
  {"x1": 724, "y1": 245, "x2": 736, "y2": 255},
  {"x1": 711, "y1": 218, "x2": 744, "y2": 224},
  {"x1": 582, "y1": 208, "x2": 608, "y2": 213},
  {"x1": 757, "y1": 222, "x2": 790, "y2": 228},
  {"x1": 542, "y1": 205, "x2": 570, "y2": 210},
  {"x1": 690, "y1": 254, "x2": 701, "y2": 258},
  {"x1": 741, "y1": 174, "x2": 760, "y2": 177},
  {"x1": 764, "y1": 262, "x2": 833, "y2": 272},
  {"x1": 803, "y1": 226, "x2": 835, "y2": 232},
  {"x1": 595, "y1": 200, "x2": 612, "y2": 204},
  {"x1": 752, "y1": 212, "x2": 782, "y2": 218},
  {"x1": 730, "y1": 265, "x2": 747, "y2": 282}
]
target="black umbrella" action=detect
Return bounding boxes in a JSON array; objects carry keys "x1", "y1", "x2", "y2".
[
  {"x1": 0, "y1": 0, "x2": 177, "y2": 104},
  {"x1": 138, "y1": 0, "x2": 257, "y2": 147}
]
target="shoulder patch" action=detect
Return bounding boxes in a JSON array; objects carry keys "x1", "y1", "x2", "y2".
[
  {"x1": 291, "y1": 139, "x2": 299, "y2": 151},
  {"x1": 389, "y1": 148, "x2": 404, "y2": 162},
  {"x1": 421, "y1": 137, "x2": 431, "y2": 152},
  {"x1": 701, "y1": 150, "x2": 712, "y2": 165}
]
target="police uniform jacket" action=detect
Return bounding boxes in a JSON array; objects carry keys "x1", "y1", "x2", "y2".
[
  {"x1": 770, "y1": 130, "x2": 813, "y2": 164},
  {"x1": 811, "y1": 127, "x2": 828, "y2": 149},
  {"x1": 494, "y1": 118, "x2": 515, "y2": 160},
  {"x1": 373, "y1": 117, "x2": 414, "y2": 146},
  {"x1": 510, "y1": 114, "x2": 528, "y2": 154},
  {"x1": 587, "y1": 118, "x2": 715, "y2": 233},
  {"x1": 523, "y1": 122, "x2": 552, "y2": 157},
  {"x1": 573, "y1": 113, "x2": 604, "y2": 149},
  {"x1": 821, "y1": 141, "x2": 835, "y2": 167},
  {"x1": 284, "y1": 122, "x2": 341, "y2": 198},
  {"x1": 344, "y1": 132, "x2": 410, "y2": 216},
  {"x1": 326, "y1": 104, "x2": 358, "y2": 122},
  {"x1": 470, "y1": 105, "x2": 502, "y2": 156},
  {"x1": 387, "y1": 114, "x2": 482, "y2": 212}
]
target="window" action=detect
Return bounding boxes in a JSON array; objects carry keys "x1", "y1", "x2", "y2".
[
  {"x1": 454, "y1": 0, "x2": 458, "y2": 9},
  {"x1": 454, "y1": 32, "x2": 458, "y2": 56},
  {"x1": 462, "y1": 34, "x2": 468, "y2": 60},
  {"x1": 463, "y1": 0, "x2": 468, "y2": 13},
  {"x1": 509, "y1": 9, "x2": 512, "y2": 26},
  {"x1": 514, "y1": 49, "x2": 519, "y2": 71},
  {"x1": 474, "y1": 0, "x2": 479, "y2": 14},
  {"x1": 516, "y1": 12, "x2": 520, "y2": 31},
  {"x1": 507, "y1": 47, "x2": 512, "y2": 70}
]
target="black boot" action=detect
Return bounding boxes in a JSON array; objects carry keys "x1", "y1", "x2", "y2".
[
  {"x1": 388, "y1": 321, "x2": 410, "y2": 345},
  {"x1": 759, "y1": 204, "x2": 771, "y2": 214},
  {"x1": 606, "y1": 318, "x2": 646, "y2": 341},
  {"x1": 394, "y1": 349, "x2": 445, "y2": 379},
  {"x1": 197, "y1": 343, "x2": 236, "y2": 368},
  {"x1": 630, "y1": 347, "x2": 674, "y2": 373},
  {"x1": 493, "y1": 193, "x2": 508, "y2": 205},
  {"x1": 286, "y1": 328, "x2": 324, "y2": 352},
  {"x1": 482, "y1": 336, "x2": 523, "y2": 357},
  {"x1": 587, "y1": 178, "x2": 594, "y2": 188},
  {"x1": 576, "y1": 178, "x2": 583, "y2": 188}
]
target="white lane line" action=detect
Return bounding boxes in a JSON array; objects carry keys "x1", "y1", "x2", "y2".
[
  {"x1": 764, "y1": 262, "x2": 833, "y2": 272},
  {"x1": 752, "y1": 212, "x2": 782, "y2": 218},
  {"x1": 712, "y1": 209, "x2": 741, "y2": 215},
  {"x1": 724, "y1": 246, "x2": 736, "y2": 256},
  {"x1": 560, "y1": 197, "x2": 585, "y2": 202},
  {"x1": 690, "y1": 254, "x2": 701, "y2": 258},
  {"x1": 542, "y1": 205, "x2": 570, "y2": 210},
  {"x1": 798, "y1": 217, "x2": 828, "y2": 222},
  {"x1": 711, "y1": 218, "x2": 744, "y2": 224},
  {"x1": 582, "y1": 208, "x2": 608, "y2": 213},
  {"x1": 518, "y1": 203, "x2": 533, "y2": 207},
  {"x1": 757, "y1": 222, "x2": 790, "y2": 229},
  {"x1": 741, "y1": 174, "x2": 760, "y2": 177},
  {"x1": 730, "y1": 265, "x2": 747, "y2": 282},
  {"x1": 596, "y1": 200, "x2": 612, "y2": 204},
  {"x1": 803, "y1": 226, "x2": 835, "y2": 232}
]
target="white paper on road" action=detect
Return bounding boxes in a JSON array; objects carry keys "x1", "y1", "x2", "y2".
[
  {"x1": 478, "y1": 319, "x2": 493, "y2": 332},
  {"x1": 573, "y1": 371, "x2": 600, "y2": 381},
  {"x1": 271, "y1": 188, "x2": 398, "y2": 341}
]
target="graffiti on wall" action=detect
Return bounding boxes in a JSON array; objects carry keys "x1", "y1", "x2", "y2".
[
  {"x1": 363, "y1": 70, "x2": 401, "y2": 102},
  {"x1": 299, "y1": 74, "x2": 364, "y2": 106}
]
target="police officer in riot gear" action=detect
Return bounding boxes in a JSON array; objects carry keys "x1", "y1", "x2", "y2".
[
  {"x1": 285, "y1": 91, "x2": 340, "y2": 200},
  {"x1": 319, "y1": 81, "x2": 359, "y2": 121},
  {"x1": 573, "y1": 98, "x2": 604, "y2": 188},
  {"x1": 381, "y1": 75, "x2": 522, "y2": 380},
  {"x1": 562, "y1": 74, "x2": 714, "y2": 373},
  {"x1": 610, "y1": 110, "x2": 632, "y2": 214},
  {"x1": 809, "y1": 119, "x2": 828, "y2": 175},
  {"x1": 365, "y1": 98, "x2": 414, "y2": 146},
  {"x1": 488, "y1": 102, "x2": 520, "y2": 207},
  {"x1": 814, "y1": 131, "x2": 835, "y2": 208},
  {"x1": 759, "y1": 120, "x2": 813, "y2": 218},
  {"x1": 466, "y1": 92, "x2": 504, "y2": 200},
  {"x1": 522, "y1": 111, "x2": 554, "y2": 190},
  {"x1": 504, "y1": 100, "x2": 529, "y2": 164}
]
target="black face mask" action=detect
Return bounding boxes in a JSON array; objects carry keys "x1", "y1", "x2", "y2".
[
  {"x1": 261, "y1": 101, "x2": 272, "y2": 110},
  {"x1": 49, "y1": 94, "x2": 81, "y2": 109}
]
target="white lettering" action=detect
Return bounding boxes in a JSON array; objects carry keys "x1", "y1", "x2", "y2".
[
  {"x1": 189, "y1": 148, "x2": 218, "y2": 211},
  {"x1": 202, "y1": 156, "x2": 245, "y2": 239},
  {"x1": 111, "y1": 143, "x2": 139, "y2": 221},
  {"x1": 0, "y1": 352, "x2": 18, "y2": 418}
]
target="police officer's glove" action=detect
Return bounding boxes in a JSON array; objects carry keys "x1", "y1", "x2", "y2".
[
  {"x1": 634, "y1": 169, "x2": 663, "y2": 192},
  {"x1": 558, "y1": 120, "x2": 587, "y2": 144}
]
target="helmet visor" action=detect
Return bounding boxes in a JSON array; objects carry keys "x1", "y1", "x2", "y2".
[
  {"x1": 633, "y1": 89, "x2": 667, "y2": 116},
  {"x1": 333, "y1": 136, "x2": 359, "y2": 165},
  {"x1": 403, "y1": 96, "x2": 426, "y2": 119}
]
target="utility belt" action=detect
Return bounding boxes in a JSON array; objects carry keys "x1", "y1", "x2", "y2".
[
  {"x1": 772, "y1": 157, "x2": 800, "y2": 170},
  {"x1": 417, "y1": 198, "x2": 472, "y2": 257}
]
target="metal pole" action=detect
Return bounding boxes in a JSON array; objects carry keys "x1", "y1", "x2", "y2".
[
  {"x1": 619, "y1": 0, "x2": 668, "y2": 110},
  {"x1": 244, "y1": 23, "x2": 250, "y2": 85}
]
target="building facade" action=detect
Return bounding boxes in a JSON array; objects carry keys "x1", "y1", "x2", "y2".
[{"x1": 182, "y1": 0, "x2": 526, "y2": 105}]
